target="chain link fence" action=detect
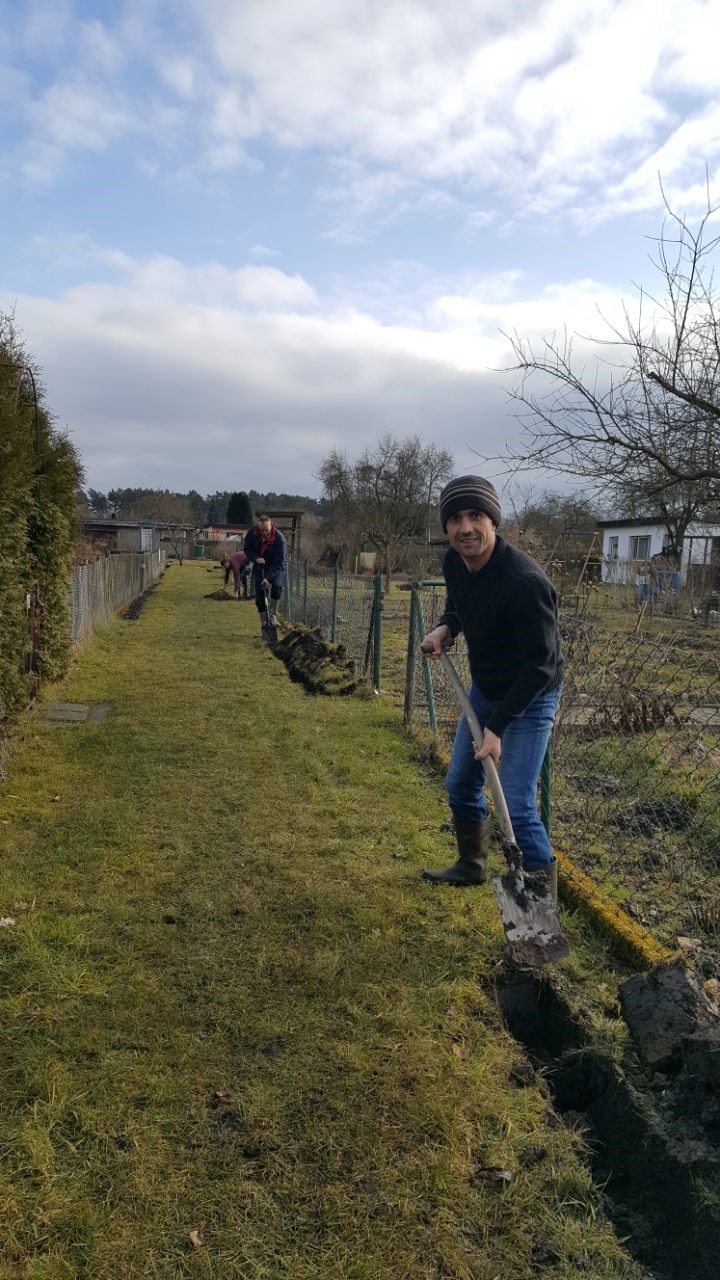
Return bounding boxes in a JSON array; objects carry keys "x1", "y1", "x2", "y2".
[
  {"x1": 69, "y1": 550, "x2": 166, "y2": 646},
  {"x1": 403, "y1": 580, "x2": 720, "y2": 963},
  {"x1": 553, "y1": 620, "x2": 720, "y2": 950},
  {"x1": 544, "y1": 554, "x2": 720, "y2": 640},
  {"x1": 284, "y1": 558, "x2": 381, "y2": 680}
]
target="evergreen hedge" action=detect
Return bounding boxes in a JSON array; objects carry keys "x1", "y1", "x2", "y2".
[{"x1": 0, "y1": 315, "x2": 82, "y2": 757}]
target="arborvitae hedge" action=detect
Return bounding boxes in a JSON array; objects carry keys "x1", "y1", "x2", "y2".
[{"x1": 0, "y1": 315, "x2": 82, "y2": 746}]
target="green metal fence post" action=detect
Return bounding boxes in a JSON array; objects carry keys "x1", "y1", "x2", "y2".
[
  {"x1": 372, "y1": 572, "x2": 383, "y2": 692},
  {"x1": 303, "y1": 559, "x2": 309, "y2": 625},
  {"x1": 540, "y1": 740, "x2": 552, "y2": 837},
  {"x1": 284, "y1": 566, "x2": 291, "y2": 622},
  {"x1": 331, "y1": 562, "x2": 339, "y2": 643},
  {"x1": 403, "y1": 587, "x2": 419, "y2": 723},
  {"x1": 415, "y1": 591, "x2": 438, "y2": 735}
]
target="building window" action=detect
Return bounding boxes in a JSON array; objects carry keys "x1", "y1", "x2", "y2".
[
  {"x1": 608, "y1": 536, "x2": 619, "y2": 559},
  {"x1": 629, "y1": 535, "x2": 651, "y2": 560}
]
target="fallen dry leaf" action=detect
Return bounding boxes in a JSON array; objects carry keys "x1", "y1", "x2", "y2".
[
  {"x1": 51, "y1": 795, "x2": 60, "y2": 803},
  {"x1": 475, "y1": 1167, "x2": 515, "y2": 1184},
  {"x1": 213, "y1": 1090, "x2": 233, "y2": 1106},
  {"x1": 0, "y1": 918, "x2": 17, "y2": 929},
  {"x1": 451, "y1": 1042, "x2": 470, "y2": 1061},
  {"x1": 677, "y1": 936, "x2": 702, "y2": 949},
  {"x1": 188, "y1": 1229, "x2": 203, "y2": 1249}
]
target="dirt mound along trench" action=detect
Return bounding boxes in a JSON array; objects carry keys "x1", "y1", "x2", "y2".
[{"x1": 272, "y1": 626, "x2": 364, "y2": 696}]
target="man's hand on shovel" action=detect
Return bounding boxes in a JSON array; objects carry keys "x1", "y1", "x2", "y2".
[
  {"x1": 421, "y1": 630, "x2": 500, "y2": 764},
  {"x1": 472, "y1": 728, "x2": 501, "y2": 766},
  {"x1": 421, "y1": 624, "x2": 453, "y2": 656}
]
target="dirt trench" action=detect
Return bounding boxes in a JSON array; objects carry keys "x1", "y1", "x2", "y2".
[{"x1": 495, "y1": 972, "x2": 720, "y2": 1279}]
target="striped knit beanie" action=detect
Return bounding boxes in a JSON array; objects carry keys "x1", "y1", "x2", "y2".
[{"x1": 439, "y1": 475, "x2": 502, "y2": 531}]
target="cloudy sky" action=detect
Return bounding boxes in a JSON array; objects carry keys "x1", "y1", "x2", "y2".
[{"x1": 2, "y1": 0, "x2": 719, "y2": 499}]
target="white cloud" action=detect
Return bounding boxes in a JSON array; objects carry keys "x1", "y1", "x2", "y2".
[
  {"x1": 23, "y1": 81, "x2": 134, "y2": 181},
  {"x1": 6, "y1": 0, "x2": 720, "y2": 228},
  {"x1": 1, "y1": 246, "x2": 637, "y2": 493},
  {"x1": 183, "y1": 0, "x2": 720, "y2": 226},
  {"x1": 78, "y1": 19, "x2": 124, "y2": 75},
  {"x1": 20, "y1": 0, "x2": 74, "y2": 58},
  {"x1": 157, "y1": 55, "x2": 199, "y2": 99}
]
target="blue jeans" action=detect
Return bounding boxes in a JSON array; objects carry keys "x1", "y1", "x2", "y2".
[{"x1": 444, "y1": 683, "x2": 562, "y2": 870}]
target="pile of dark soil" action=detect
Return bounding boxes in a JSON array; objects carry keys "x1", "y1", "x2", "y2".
[
  {"x1": 204, "y1": 589, "x2": 235, "y2": 601},
  {"x1": 272, "y1": 626, "x2": 365, "y2": 696},
  {"x1": 122, "y1": 583, "x2": 159, "y2": 620}
]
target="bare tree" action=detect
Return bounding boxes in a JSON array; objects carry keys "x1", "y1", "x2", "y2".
[
  {"x1": 488, "y1": 188, "x2": 720, "y2": 549},
  {"x1": 152, "y1": 491, "x2": 194, "y2": 564},
  {"x1": 318, "y1": 432, "x2": 453, "y2": 586}
]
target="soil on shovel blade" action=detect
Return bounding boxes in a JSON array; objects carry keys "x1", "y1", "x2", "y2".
[{"x1": 272, "y1": 626, "x2": 365, "y2": 696}]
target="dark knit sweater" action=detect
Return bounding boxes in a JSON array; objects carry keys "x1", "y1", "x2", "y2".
[{"x1": 437, "y1": 536, "x2": 564, "y2": 736}]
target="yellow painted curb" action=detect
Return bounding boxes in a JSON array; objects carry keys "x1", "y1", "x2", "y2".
[{"x1": 555, "y1": 848, "x2": 675, "y2": 971}]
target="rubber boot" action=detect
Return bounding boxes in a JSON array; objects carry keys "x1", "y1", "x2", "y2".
[
  {"x1": 421, "y1": 819, "x2": 491, "y2": 886},
  {"x1": 523, "y1": 856, "x2": 558, "y2": 905}
]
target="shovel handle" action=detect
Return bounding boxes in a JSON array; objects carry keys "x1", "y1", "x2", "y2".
[{"x1": 420, "y1": 642, "x2": 522, "y2": 869}]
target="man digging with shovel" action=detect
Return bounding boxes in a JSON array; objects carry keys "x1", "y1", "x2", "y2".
[
  {"x1": 243, "y1": 513, "x2": 288, "y2": 642},
  {"x1": 421, "y1": 476, "x2": 565, "y2": 909}
]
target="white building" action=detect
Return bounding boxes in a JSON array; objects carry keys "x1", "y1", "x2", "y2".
[{"x1": 598, "y1": 518, "x2": 720, "y2": 586}]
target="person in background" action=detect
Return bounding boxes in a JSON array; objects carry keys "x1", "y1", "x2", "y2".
[
  {"x1": 421, "y1": 475, "x2": 564, "y2": 901},
  {"x1": 220, "y1": 550, "x2": 251, "y2": 598},
  {"x1": 243, "y1": 514, "x2": 288, "y2": 634}
]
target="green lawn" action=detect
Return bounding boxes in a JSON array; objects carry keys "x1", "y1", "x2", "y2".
[{"x1": 0, "y1": 564, "x2": 644, "y2": 1279}]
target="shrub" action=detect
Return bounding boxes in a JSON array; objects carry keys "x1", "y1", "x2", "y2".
[{"x1": 0, "y1": 313, "x2": 82, "y2": 750}]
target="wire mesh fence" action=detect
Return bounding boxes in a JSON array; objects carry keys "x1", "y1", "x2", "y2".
[
  {"x1": 69, "y1": 550, "x2": 166, "y2": 646},
  {"x1": 284, "y1": 557, "x2": 380, "y2": 678},
  {"x1": 553, "y1": 620, "x2": 720, "y2": 948},
  {"x1": 544, "y1": 554, "x2": 720, "y2": 640},
  {"x1": 403, "y1": 580, "x2": 720, "y2": 962}
]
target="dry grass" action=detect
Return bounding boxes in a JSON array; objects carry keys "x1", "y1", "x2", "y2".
[{"x1": 0, "y1": 565, "x2": 645, "y2": 1279}]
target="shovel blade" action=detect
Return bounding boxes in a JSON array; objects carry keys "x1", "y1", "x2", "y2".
[{"x1": 492, "y1": 873, "x2": 570, "y2": 968}]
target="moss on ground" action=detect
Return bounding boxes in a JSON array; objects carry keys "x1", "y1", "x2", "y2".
[{"x1": 0, "y1": 564, "x2": 646, "y2": 1279}]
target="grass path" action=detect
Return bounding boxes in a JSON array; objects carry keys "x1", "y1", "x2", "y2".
[{"x1": 0, "y1": 564, "x2": 644, "y2": 1279}]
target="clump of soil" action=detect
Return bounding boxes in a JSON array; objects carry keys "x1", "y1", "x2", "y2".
[
  {"x1": 204, "y1": 589, "x2": 235, "y2": 601},
  {"x1": 620, "y1": 958, "x2": 720, "y2": 1163},
  {"x1": 273, "y1": 626, "x2": 365, "y2": 695},
  {"x1": 123, "y1": 583, "x2": 159, "y2": 620},
  {"x1": 621, "y1": 796, "x2": 696, "y2": 834}
]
